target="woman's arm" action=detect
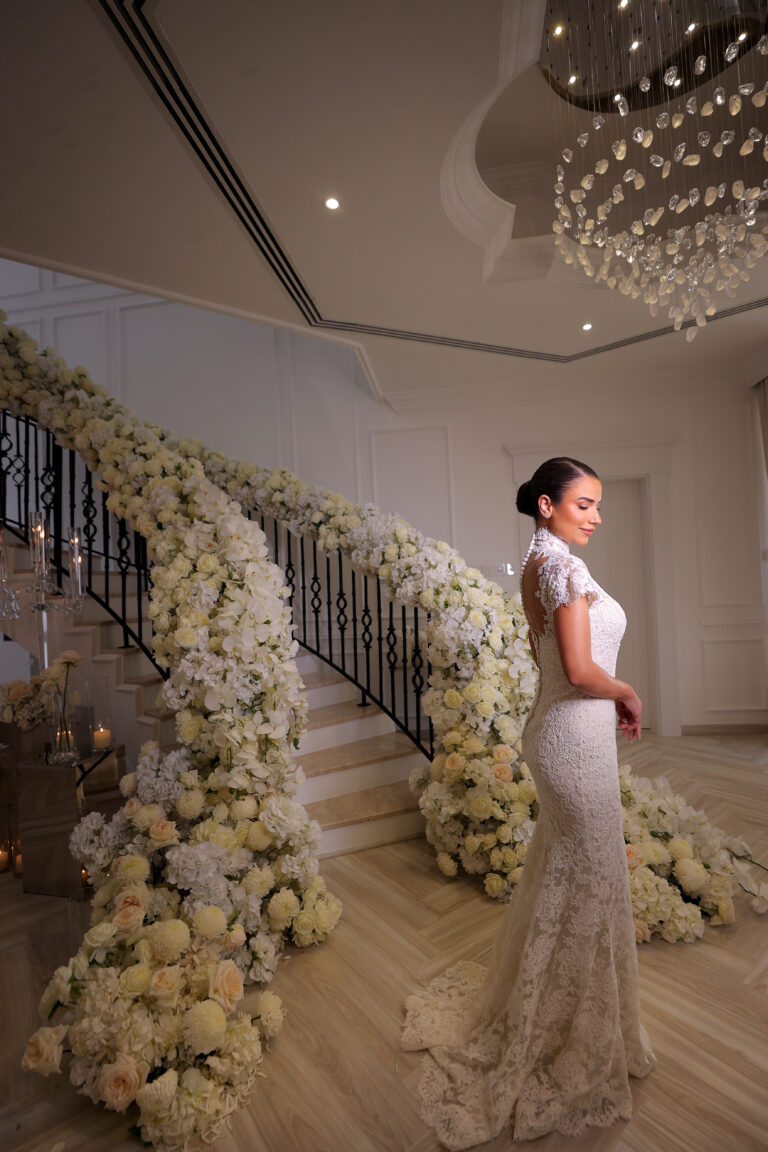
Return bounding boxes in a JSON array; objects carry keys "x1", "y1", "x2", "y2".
[{"x1": 553, "y1": 596, "x2": 641, "y2": 740}]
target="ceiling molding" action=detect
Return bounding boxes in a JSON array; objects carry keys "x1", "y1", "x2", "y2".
[{"x1": 97, "y1": 0, "x2": 768, "y2": 365}]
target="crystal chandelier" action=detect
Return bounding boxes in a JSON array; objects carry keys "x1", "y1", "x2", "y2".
[{"x1": 544, "y1": 3, "x2": 768, "y2": 338}]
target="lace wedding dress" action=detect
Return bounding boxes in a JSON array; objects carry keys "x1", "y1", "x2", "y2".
[{"x1": 401, "y1": 525, "x2": 656, "y2": 1148}]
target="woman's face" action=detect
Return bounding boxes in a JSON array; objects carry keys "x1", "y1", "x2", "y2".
[{"x1": 539, "y1": 475, "x2": 602, "y2": 546}]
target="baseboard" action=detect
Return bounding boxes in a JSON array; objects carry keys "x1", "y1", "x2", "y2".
[{"x1": 681, "y1": 723, "x2": 768, "y2": 735}]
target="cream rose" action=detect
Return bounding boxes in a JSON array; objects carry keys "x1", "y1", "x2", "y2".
[
  {"x1": 118, "y1": 772, "x2": 138, "y2": 797},
  {"x1": 484, "y1": 872, "x2": 505, "y2": 898},
  {"x1": 21, "y1": 1025, "x2": 68, "y2": 1076},
  {"x1": 149, "y1": 965, "x2": 183, "y2": 1009},
  {"x1": 99, "y1": 1052, "x2": 148, "y2": 1112},
  {"x1": 112, "y1": 901, "x2": 145, "y2": 936},
  {"x1": 83, "y1": 921, "x2": 117, "y2": 951},
  {"x1": 314, "y1": 895, "x2": 341, "y2": 936},
  {"x1": 123, "y1": 797, "x2": 142, "y2": 819},
  {"x1": 437, "y1": 852, "x2": 458, "y2": 877},
  {"x1": 119, "y1": 963, "x2": 151, "y2": 996},
  {"x1": 148, "y1": 819, "x2": 179, "y2": 850},
  {"x1": 226, "y1": 924, "x2": 247, "y2": 950},
  {"x1": 208, "y1": 959, "x2": 244, "y2": 1013}
]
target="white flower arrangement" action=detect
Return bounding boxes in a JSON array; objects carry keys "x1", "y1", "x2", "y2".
[
  {"x1": 3, "y1": 309, "x2": 764, "y2": 1149},
  {"x1": 0, "y1": 316, "x2": 340, "y2": 1150},
  {"x1": 0, "y1": 650, "x2": 80, "y2": 731},
  {"x1": 181, "y1": 448, "x2": 767, "y2": 941}
]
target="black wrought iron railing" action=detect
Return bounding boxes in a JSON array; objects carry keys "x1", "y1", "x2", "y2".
[
  {"x1": 0, "y1": 410, "x2": 160, "y2": 675},
  {"x1": 0, "y1": 410, "x2": 434, "y2": 759},
  {"x1": 250, "y1": 510, "x2": 435, "y2": 760}
]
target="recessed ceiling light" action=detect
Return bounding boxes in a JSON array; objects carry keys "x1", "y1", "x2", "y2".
[
  {"x1": 630, "y1": 39, "x2": 639, "y2": 50},
  {"x1": 325, "y1": 197, "x2": 340, "y2": 210},
  {"x1": 618, "y1": 0, "x2": 629, "y2": 8},
  {"x1": 568, "y1": 74, "x2": 577, "y2": 84},
  {"x1": 686, "y1": 22, "x2": 696, "y2": 33},
  {"x1": 738, "y1": 32, "x2": 747, "y2": 42},
  {"x1": 553, "y1": 24, "x2": 564, "y2": 36},
  {"x1": 582, "y1": 322, "x2": 593, "y2": 331}
]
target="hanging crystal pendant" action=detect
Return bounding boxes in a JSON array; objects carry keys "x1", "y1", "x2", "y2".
[
  {"x1": 694, "y1": 55, "x2": 707, "y2": 75},
  {"x1": 656, "y1": 111, "x2": 670, "y2": 129},
  {"x1": 724, "y1": 41, "x2": 740, "y2": 63},
  {"x1": 663, "y1": 66, "x2": 679, "y2": 86}
]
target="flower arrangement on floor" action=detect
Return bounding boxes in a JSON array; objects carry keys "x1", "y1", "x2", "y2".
[
  {"x1": 0, "y1": 315, "x2": 340, "y2": 1149},
  {"x1": 179, "y1": 448, "x2": 767, "y2": 939}
]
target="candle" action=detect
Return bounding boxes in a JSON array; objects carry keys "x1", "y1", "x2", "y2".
[
  {"x1": 93, "y1": 726, "x2": 112, "y2": 750},
  {"x1": 14, "y1": 852, "x2": 22, "y2": 876},
  {"x1": 0, "y1": 849, "x2": 9, "y2": 873}
]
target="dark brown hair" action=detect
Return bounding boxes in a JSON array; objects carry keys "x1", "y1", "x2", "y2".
[{"x1": 516, "y1": 456, "x2": 599, "y2": 519}]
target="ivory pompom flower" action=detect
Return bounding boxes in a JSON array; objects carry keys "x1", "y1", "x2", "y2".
[
  {"x1": 148, "y1": 918, "x2": 191, "y2": 962},
  {"x1": 182, "y1": 999, "x2": 227, "y2": 1054},
  {"x1": 192, "y1": 905, "x2": 227, "y2": 939}
]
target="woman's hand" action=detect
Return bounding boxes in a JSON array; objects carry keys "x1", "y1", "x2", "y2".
[{"x1": 616, "y1": 693, "x2": 642, "y2": 742}]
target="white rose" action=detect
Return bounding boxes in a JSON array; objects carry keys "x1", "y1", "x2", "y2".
[{"x1": 21, "y1": 1025, "x2": 69, "y2": 1076}]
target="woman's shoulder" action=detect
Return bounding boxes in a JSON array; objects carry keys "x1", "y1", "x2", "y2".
[{"x1": 537, "y1": 550, "x2": 597, "y2": 609}]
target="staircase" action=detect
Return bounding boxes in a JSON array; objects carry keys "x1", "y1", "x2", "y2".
[
  {"x1": 1, "y1": 537, "x2": 174, "y2": 769},
  {"x1": 295, "y1": 652, "x2": 426, "y2": 856}
]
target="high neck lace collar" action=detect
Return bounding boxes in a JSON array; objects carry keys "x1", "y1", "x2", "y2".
[{"x1": 530, "y1": 524, "x2": 570, "y2": 554}]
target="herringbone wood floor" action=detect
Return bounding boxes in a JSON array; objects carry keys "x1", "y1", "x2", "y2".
[{"x1": 2, "y1": 732, "x2": 766, "y2": 1152}]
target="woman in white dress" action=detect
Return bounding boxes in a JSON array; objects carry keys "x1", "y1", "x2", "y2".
[{"x1": 402, "y1": 457, "x2": 657, "y2": 1148}]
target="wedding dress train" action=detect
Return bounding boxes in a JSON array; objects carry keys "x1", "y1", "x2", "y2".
[{"x1": 401, "y1": 525, "x2": 656, "y2": 1148}]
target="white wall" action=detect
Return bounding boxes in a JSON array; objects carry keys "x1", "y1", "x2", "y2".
[{"x1": 1, "y1": 257, "x2": 766, "y2": 733}]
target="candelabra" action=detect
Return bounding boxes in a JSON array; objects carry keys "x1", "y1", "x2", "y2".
[{"x1": 0, "y1": 515, "x2": 86, "y2": 667}]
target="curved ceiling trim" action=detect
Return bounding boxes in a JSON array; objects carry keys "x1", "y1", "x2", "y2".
[{"x1": 97, "y1": 0, "x2": 768, "y2": 364}]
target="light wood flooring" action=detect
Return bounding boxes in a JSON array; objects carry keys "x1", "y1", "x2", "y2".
[{"x1": 1, "y1": 731, "x2": 767, "y2": 1152}]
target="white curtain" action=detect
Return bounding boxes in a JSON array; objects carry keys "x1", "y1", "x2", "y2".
[{"x1": 753, "y1": 378, "x2": 768, "y2": 482}]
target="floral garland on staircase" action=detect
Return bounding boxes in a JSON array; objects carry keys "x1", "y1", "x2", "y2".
[
  {"x1": 182, "y1": 449, "x2": 767, "y2": 939},
  {"x1": 0, "y1": 315, "x2": 340, "y2": 1149}
]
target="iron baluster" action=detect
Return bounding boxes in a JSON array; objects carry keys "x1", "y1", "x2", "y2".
[
  {"x1": 376, "y1": 576, "x2": 384, "y2": 705},
  {"x1": 411, "y1": 607, "x2": 425, "y2": 751},
  {"x1": 101, "y1": 490, "x2": 111, "y2": 611},
  {"x1": 401, "y1": 604, "x2": 409, "y2": 733},
  {"x1": 336, "y1": 552, "x2": 347, "y2": 674},
  {"x1": 351, "y1": 566, "x2": 359, "y2": 687},
  {"x1": 299, "y1": 536, "x2": 308, "y2": 646},
  {"x1": 325, "y1": 552, "x2": 333, "y2": 664},
  {"x1": 310, "y1": 541, "x2": 322, "y2": 653},
  {"x1": 284, "y1": 531, "x2": 296, "y2": 608},
  {"x1": 360, "y1": 576, "x2": 372, "y2": 706},
  {"x1": 386, "y1": 601, "x2": 397, "y2": 712},
  {"x1": 116, "y1": 517, "x2": 132, "y2": 648},
  {"x1": 81, "y1": 469, "x2": 97, "y2": 589}
]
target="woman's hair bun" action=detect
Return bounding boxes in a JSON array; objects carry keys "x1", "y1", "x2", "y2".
[
  {"x1": 516, "y1": 480, "x2": 537, "y2": 518},
  {"x1": 516, "y1": 456, "x2": 599, "y2": 521}
]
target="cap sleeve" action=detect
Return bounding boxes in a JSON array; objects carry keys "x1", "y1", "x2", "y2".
[{"x1": 537, "y1": 554, "x2": 598, "y2": 616}]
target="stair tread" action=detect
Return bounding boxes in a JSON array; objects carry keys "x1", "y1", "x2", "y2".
[
  {"x1": 144, "y1": 706, "x2": 174, "y2": 720},
  {"x1": 304, "y1": 779, "x2": 418, "y2": 830},
  {"x1": 124, "y1": 674, "x2": 164, "y2": 686},
  {"x1": 300, "y1": 732, "x2": 417, "y2": 778},
  {"x1": 306, "y1": 699, "x2": 378, "y2": 730},
  {"x1": 301, "y1": 668, "x2": 348, "y2": 690}
]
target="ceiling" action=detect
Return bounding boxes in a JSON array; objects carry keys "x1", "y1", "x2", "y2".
[{"x1": 0, "y1": 0, "x2": 767, "y2": 410}]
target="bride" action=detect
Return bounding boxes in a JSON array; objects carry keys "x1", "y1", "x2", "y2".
[{"x1": 401, "y1": 456, "x2": 657, "y2": 1148}]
